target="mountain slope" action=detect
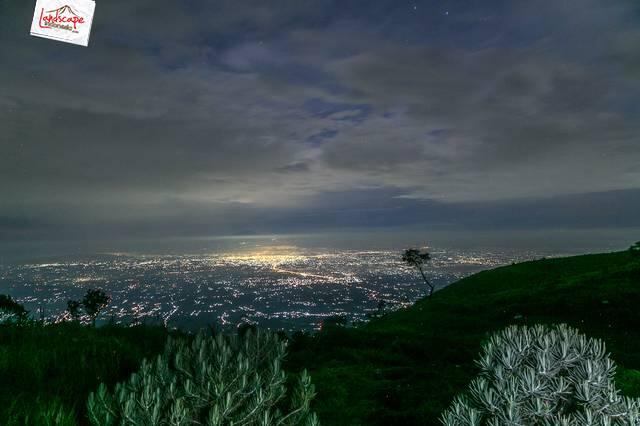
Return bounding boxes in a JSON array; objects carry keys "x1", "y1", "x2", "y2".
[{"x1": 288, "y1": 249, "x2": 640, "y2": 425}]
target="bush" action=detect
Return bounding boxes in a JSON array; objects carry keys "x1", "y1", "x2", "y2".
[
  {"x1": 441, "y1": 324, "x2": 640, "y2": 425},
  {"x1": 87, "y1": 330, "x2": 319, "y2": 425},
  {"x1": 0, "y1": 295, "x2": 28, "y2": 324}
]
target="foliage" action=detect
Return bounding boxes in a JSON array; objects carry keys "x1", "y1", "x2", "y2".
[
  {"x1": 441, "y1": 324, "x2": 640, "y2": 425},
  {"x1": 0, "y1": 294, "x2": 28, "y2": 324},
  {"x1": 20, "y1": 397, "x2": 77, "y2": 426},
  {"x1": 402, "y1": 248, "x2": 434, "y2": 297},
  {"x1": 287, "y1": 250, "x2": 640, "y2": 425},
  {"x1": 0, "y1": 322, "x2": 168, "y2": 425},
  {"x1": 0, "y1": 319, "x2": 314, "y2": 425},
  {"x1": 67, "y1": 289, "x2": 111, "y2": 326},
  {"x1": 67, "y1": 300, "x2": 82, "y2": 321},
  {"x1": 631, "y1": 242, "x2": 640, "y2": 255},
  {"x1": 619, "y1": 368, "x2": 640, "y2": 398},
  {"x1": 237, "y1": 321, "x2": 258, "y2": 337},
  {"x1": 87, "y1": 330, "x2": 319, "y2": 426},
  {"x1": 82, "y1": 289, "x2": 111, "y2": 326},
  {"x1": 322, "y1": 315, "x2": 348, "y2": 328}
]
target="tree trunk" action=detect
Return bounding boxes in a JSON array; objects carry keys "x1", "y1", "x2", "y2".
[{"x1": 418, "y1": 267, "x2": 434, "y2": 297}]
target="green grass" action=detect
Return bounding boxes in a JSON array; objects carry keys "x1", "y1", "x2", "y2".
[
  {"x1": 0, "y1": 322, "x2": 167, "y2": 425},
  {"x1": 1, "y1": 249, "x2": 639, "y2": 425},
  {"x1": 287, "y1": 250, "x2": 640, "y2": 425}
]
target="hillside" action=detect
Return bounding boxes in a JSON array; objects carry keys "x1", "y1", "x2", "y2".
[
  {"x1": 287, "y1": 249, "x2": 640, "y2": 425},
  {"x1": 0, "y1": 249, "x2": 639, "y2": 425}
]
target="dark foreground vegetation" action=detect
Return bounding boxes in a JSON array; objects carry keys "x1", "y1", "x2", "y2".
[
  {"x1": 0, "y1": 248, "x2": 639, "y2": 424},
  {"x1": 0, "y1": 323, "x2": 167, "y2": 424}
]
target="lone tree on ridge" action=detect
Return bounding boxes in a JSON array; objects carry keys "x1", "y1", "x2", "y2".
[{"x1": 403, "y1": 248, "x2": 435, "y2": 297}]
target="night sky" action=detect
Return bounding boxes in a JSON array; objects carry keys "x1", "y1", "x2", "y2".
[{"x1": 1, "y1": 0, "x2": 639, "y2": 243}]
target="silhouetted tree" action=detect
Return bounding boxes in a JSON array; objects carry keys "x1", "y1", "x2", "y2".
[
  {"x1": 403, "y1": 248, "x2": 434, "y2": 297},
  {"x1": 322, "y1": 315, "x2": 348, "y2": 328},
  {"x1": 82, "y1": 289, "x2": 110, "y2": 327},
  {"x1": 0, "y1": 294, "x2": 28, "y2": 323},
  {"x1": 67, "y1": 300, "x2": 82, "y2": 321}
]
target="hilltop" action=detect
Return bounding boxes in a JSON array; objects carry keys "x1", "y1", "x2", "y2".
[{"x1": 287, "y1": 249, "x2": 640, "y2": 425}]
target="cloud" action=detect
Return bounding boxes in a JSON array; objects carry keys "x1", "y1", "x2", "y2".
[
  {"x1": 276, "y1": 161, "x2": 311, "y2": 174},
  {"x1": 316, "y1": 15, "x2": 640, "y2": 199},
  {"x1": 0, "y1": 0, "x2": 639, "y2": 241}
]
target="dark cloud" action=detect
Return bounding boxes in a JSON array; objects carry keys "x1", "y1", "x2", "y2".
[
  {"x1": 2, "y1": 188, "x2": 639, "y2": 243},
  {"x1": 0, "y1": 0, "x2": 638, "y2": 242},
  {"x1": 276, "y1": 161, "x2": 311, "y2": 173}
]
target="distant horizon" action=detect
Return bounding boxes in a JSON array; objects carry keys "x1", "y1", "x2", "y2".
[{"x1": 2, "y1": 227, "x2": 638, "y2": 264}]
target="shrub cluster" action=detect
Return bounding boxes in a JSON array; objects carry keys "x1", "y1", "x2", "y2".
[
  {"x1": 442, "y1": 324, "x2": 640, "y2": 425},
  {"x1": 87, "y1": 330, "x2": 319, "y2": 425}
]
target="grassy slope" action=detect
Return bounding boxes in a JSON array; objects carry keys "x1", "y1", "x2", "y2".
[{"x1": 287, "y1": 250, "x2": 640, "y2": 425}]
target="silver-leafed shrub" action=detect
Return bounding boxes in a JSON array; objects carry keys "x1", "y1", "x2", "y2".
[
  {"x1": 441, "y1": 324, "x2": 640, "y2": 426},
  {"x1": 87, "y1": 330, "x2": 319, "y2": 426}
]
